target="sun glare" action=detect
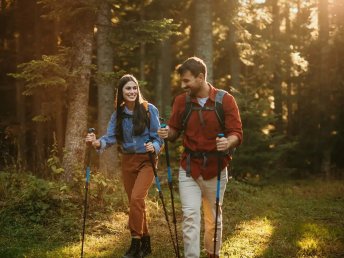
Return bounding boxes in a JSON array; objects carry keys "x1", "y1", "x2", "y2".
[{"x1": 221, "y1": 217, "x2": 274, "y2": 256}]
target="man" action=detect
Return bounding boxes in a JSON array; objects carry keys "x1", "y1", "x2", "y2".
[{"x1": 158, "y1": 57, "x2": 243, "y2": 258}]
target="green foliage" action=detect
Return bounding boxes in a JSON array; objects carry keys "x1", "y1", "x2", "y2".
[
  {"x1": 231, "y1": 92, "x2": 298, "y2": 180},
  {"x1": 9, "y1": 49, "x2": 71, "y2": 96},
  {"x1": 89, "y1": 171, "x2": 128, "y2": 213},
  {"x1": 110, "y1": 18, "x2": 180, "y2": 52},
  {"x1": 0, "y1": 172, "x2": 78, "y2": 224},
  {"x1": 46, "y1": 135, "x2": 64, "y2": 177},
  {"x1": 38, "y1": 0, "x2": 97, "y2": 28}
]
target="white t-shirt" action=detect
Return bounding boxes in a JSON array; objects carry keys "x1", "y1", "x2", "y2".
[{"x1": 197, "y1": 97, "x2": 208, "y2": 107}]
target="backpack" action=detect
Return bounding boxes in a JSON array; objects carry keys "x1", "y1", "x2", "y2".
[
  {"x1": 142, "y1": 101, "x2": 150, "y2": 129},
  {"x1": 181, "y1": 89, "x2": 227, "y2": 131}
]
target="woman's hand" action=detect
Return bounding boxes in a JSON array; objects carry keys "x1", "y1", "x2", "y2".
[
  {"x1": 144, "y1": 141, "x2": 155, "y2": 153},
  {"x1": 85, "y1": 133, "x2": 101, "y2": 149}
]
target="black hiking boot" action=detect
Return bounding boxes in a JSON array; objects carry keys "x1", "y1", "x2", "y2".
[
  {"x1": 123, "y1": 238, "x2": 142, "y2": 258},
  {"x1": 141, "y1": 235, "x2": 152, "y2": 256}
]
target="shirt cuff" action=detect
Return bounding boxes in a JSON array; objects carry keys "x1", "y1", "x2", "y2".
[
  {"x1": 153, "y1": 141, "x2": 161, "y2": 154},
  {"x1": 228, "y1": 132, "x2": 243, "y2": 146},
  {"x1": 97, "y1": 138, "x2": 107, "y2": 153}
]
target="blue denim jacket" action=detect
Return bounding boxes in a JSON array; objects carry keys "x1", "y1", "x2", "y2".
[{"x1": 98, "y1": 103, "x2": 163, "y2": 154}]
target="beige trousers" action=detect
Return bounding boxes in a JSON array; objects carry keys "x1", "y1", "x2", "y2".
[{"x1": 179, "y1": 167, "x2": 228, "y2": 258}]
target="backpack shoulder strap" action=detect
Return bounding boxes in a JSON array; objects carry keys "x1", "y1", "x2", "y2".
[
  {"x1": 182, "y1": 94, "x2": 193, "y2": 130},
  {"x1": 181, "y1": 90, "x2": 227, "y2": 131},
  {"x1": 214, "y1": 89, "x2": 227, "y2": 131}
]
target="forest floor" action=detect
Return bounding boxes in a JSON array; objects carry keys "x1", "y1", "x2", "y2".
[{"x1": 0, "y1": 174, "x2": 343, "y2": 258}]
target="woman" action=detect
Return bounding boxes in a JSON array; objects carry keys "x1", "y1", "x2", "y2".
[{"x1": 86, "y1": 74, "x2": 162, "y2": 258}]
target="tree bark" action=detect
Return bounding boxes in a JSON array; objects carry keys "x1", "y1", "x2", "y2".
[
  {"x1": 156, "y1": 39, "x2": 172, "y2": 118},
  {"x1": 62, "y1": 30, "x2": 93, "y2": 181},
  {"x1": 193, "y1": 0, "x2": 213, "y2": 83},
  {"x1": 96, "y1": 0, "x2": 117, "y2": 176}
]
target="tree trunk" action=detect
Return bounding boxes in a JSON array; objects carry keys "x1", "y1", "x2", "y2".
[
  {"x1": 63, "y1": 31, "x2": 93, "y2": 181},
  {"x1": 139, "y1": 0, "x2": 145, "y2": 81},
  {"x1": 228, "y1": 0, "x2": 240, "y2": 91},
  {"x1": 52, "y1": 20, "x2": 65, "y2": 158},
  {"x1": 96, "y1": 0, "x2": 117, "y2": 176},
  {"x1": 33, "y1": 1, "x2": 46, "y2": 175},
  {"x1": 193, "y1": 0, "x2": 213, "y2": 83},
  {"x1": 318, "y1": 0, "x2": 332, "y2": 177},
  {"x1": 271, "y1": 0, "x2": 283, "y2": 133},
  {"x1": 285, "y1": 2, "x2": 293, "y2": 137},
  {"x1": 295, "y1": 0, "x2": 303, "y2": 136},
  {"x1": 162, "y1": 39, "x2": 172, "y2": 117},
  {"x1": 155, "y1": 39, "x2": 172, "y2": 118},
  {"x1": 14, "y1": 0, "x2": 30, "y2": 171}
]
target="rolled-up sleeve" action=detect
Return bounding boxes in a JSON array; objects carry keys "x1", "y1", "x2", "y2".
[
  {"x1": 148, "y1": 104, "x2": 163, "y2": 154},
  {"x1": 223, "y1": 94, "x2": 243, "y2": 145},
  {"x1": 98, "y1": 112, "x2": 117, "y2": 153}
]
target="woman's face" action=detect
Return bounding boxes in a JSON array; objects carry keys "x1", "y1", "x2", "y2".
[{"x1": 122, "y1": 81, "x2": 138, "y2": 103}]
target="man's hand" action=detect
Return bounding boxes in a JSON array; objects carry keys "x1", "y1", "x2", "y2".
[
  {"x1": 216, "y1": 136, "x2": 228, "y2": 152},
  {"x1": 216, "y1": 135, "x2": 240, "y2": 152},
  {"x1": 157, "y1": 126, "x2": 169, "y2": 139}
]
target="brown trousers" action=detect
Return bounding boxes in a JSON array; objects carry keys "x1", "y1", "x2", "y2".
[{"x1": 121, "y1": 153, "x2": 155, "y2": 237}]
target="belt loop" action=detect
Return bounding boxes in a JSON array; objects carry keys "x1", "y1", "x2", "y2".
[{"x1": 186, "y1": 153, "x2": 191, "y2": 177}]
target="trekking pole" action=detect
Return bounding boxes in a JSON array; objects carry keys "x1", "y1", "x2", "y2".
[
  {"x1": 146, "y1": 139, "x2": 178, "y2": 257},
  {"x1": 81, "y1": 128, "x2": 95, "y2": 258},
  {"x1": 160, "y1": 122, "x2": 180, "y2": 258},
  {"x1": 213, "y1": 133, "x2": 224, "y2": 257}
]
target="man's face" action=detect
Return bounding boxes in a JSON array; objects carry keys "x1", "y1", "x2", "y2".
[{"x1": 180, "y1": 70, "x2": 203, "y2": 97}]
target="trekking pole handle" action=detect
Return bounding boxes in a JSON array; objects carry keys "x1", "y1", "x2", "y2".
[
  {"x1": 160, "y1": 123, "x2": 173, "y2": 182},
  {"x1": 85, "y1": 128, "x2": 95, "y2": 182},
  {"x1": 216, "y1": 133, "x2": 224, "y2": 196},
  {"x1": 86, "y1": 128, "x2": 96, "y2": 146}
]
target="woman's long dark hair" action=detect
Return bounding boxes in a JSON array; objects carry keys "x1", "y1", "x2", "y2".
[{"x1": 115, "y1": 74, "x2": 149, "y2": 143}]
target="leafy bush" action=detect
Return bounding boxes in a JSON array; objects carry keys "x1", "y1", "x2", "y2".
[{"x1": 0, "y1": 172, "x2": 78, "y2": 224}]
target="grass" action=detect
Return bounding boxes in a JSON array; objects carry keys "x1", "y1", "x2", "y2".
[
  {"x1": 0, "y1": 175, "x2": 343, "y2": 258},
  {"x1": 221, "y1": 179, "x2": 344, "y2": 257}
]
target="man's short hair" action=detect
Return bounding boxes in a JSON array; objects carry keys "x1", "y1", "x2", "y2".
[{"x1": 176, "y1": 56, "x2": 207, "y2": 79}]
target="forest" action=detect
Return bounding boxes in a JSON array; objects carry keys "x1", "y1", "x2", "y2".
[{"x1": 0, "y1": 0, "x2": 343, "y2": 257}]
